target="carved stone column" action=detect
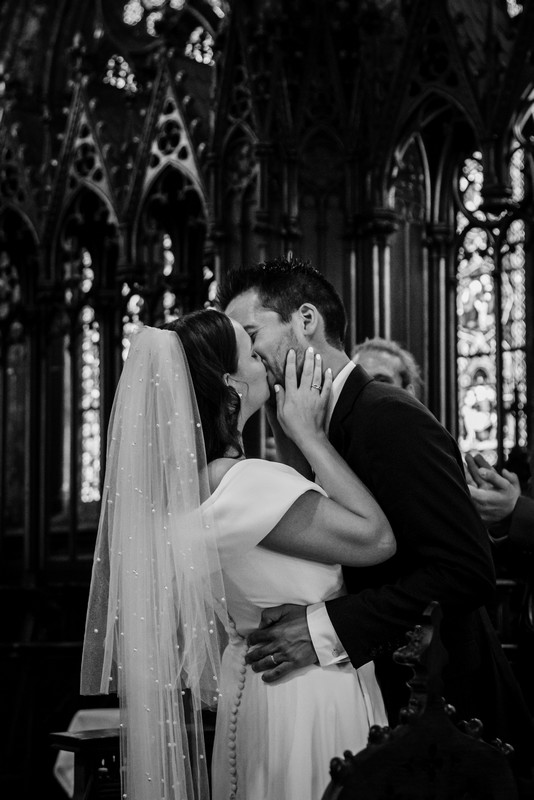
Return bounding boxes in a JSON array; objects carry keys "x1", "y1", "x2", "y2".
[
  {"x1": 353, "y1": 207, "x2": 400, "y2": 344},
  {"x1": 253, "y1": 141, "x2": 274, "y2": 263},
  {"x1": 424, "y1": 222, "x2": 455, "y2": 428}
]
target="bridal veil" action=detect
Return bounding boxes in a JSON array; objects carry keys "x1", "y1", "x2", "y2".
[{"x1": 80, "y1": 325, "x2": 228, "y2": 800}]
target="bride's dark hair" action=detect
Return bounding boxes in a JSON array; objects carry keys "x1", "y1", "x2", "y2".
[{"x1": 161, "y1": 309, "x2": 243, "y2": 463}]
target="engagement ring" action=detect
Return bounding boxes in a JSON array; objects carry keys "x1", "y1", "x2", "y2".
[
  {"x1": 311, "y1": 383, "x2": 321, "y2": 390},
  {"x1": 270, "y1": 654, "x2": 278, "y2": 666}
]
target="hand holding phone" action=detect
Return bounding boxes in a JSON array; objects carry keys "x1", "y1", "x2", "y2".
[
  {"x1": 465, "y1": 453, "x2": 494, "y2": 489},
  {"x1": 465, "y1": 454, "x2": 521, "y2": 525}
]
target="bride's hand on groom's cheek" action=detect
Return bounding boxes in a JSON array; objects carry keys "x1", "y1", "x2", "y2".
[
  {"x1": 275, "y1": 349, "x2": 331, "y2": 445},
  {"x1": 245, "y1": 603, "x2": 318, "y2": 682}
]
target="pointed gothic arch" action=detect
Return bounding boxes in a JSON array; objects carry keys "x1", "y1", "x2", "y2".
[{"x1": 133, "y1": 164, "x2": 207, "y2": 324}]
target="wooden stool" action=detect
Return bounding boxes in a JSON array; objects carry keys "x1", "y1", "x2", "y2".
[{"x1": 50, "y1": 728, "x2": 120, "y2": 800}]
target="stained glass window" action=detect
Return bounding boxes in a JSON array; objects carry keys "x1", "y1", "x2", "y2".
[
  {"x1": 69, "y1": 250, "x2": 102, "y2": 507},
  {"x1": 184, "y1": 26, "x2": 215, "y2": 66},
  {"x1": 162, "y1": 232, "x2": 179, "y2": 323},
  {"x1": 506, "y1": 1, "x2": 523, "y2": 18},
  {"x1": 55, "y1": 248, "x2": 102, "y2": 530},
  {"x1": 122, "y1": 285, "x2": 145, "y2": 361},
  {"x1": 80, "y1": 304, "x2": 101, "y2": 504},
  {"x1": 0, "y1": 242, "x2": 26, "y2": 548},
  {"x1": 3, "y1": 323, "x2": 27, "y2": 534},
  {"x1": 0, "y1": 233, "x2": 29, "y2": 566},
  {"x1": 456, "y1": 147, "x2": 527, "y2": 465},
  {"x1": 0, "y1": 250, "x2": 21, "y2": 319},
  {"x1": 204, "y1": 264, "x2": 217, "y2": 304},
  {"x1": 103, "y1": 54, "x2": 138, "y2": 94},
  {"x1": 121, "y1": 233, "x2": 181, "y2": 358},
  {"x1": 122, "y1": 0, "x2": 223, "y2": 64}
]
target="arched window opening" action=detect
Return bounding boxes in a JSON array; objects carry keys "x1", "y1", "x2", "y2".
[
  {"x1": 47, "y1": 192, "x2": 118, "y2": 564},
  {"x1": 130, "y1": 168, "x2": 207, "y2": 338},
  {"x1": 388, "y1": 135, "x2": 428, "y2": 384},
  {"x1": 121, "y1": 232, "x2": 182, "y2": 362},
  {"x1": 3, "y1": 323, "x2": 26, "y2": 540},
  {"x1": 55, "y1": 254, "x2": 102, "y2": 514},
  {"x1": 455, "y1": 147, "x2": 528, "y2": 467},
  {"x1": 0, "y1": 211, "x2": 35, "y2": 570},
  {"x1": 50, "y1": 246, "x2": 102, "y2": 540},
  {"x1": 79, "y1": 271, "x2": 101, "y2": 506}
]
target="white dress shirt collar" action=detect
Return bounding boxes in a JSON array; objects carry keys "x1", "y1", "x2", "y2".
[{"x1": 325, "y1": 359, "x2": 356, "y2": 432}]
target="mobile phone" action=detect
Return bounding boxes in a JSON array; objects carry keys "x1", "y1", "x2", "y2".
[{"x1": 465, "y1": 453, "x2": 494, "y2": 486}]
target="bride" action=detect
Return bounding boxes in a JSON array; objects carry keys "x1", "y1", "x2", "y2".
[{"x1": 81, "y1": 309, "x2": 395, "y2": 800}]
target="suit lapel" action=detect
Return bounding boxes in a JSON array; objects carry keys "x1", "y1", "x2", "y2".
[{"x1": 329, "y1": 364, "x2": 373, "y2": 441}]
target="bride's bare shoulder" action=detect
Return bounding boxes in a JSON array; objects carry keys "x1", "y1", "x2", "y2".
[{"x1": 207, "y1": 457, "x2": 245, "y2": 493}]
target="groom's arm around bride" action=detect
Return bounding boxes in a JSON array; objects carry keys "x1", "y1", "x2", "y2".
[{"x1": 218, "y1": 256, "x2": 534, "y2": 790}]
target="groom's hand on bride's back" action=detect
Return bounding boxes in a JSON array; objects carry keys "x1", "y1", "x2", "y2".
[{"x1": 245, "y1": 603, "x2": 318, "y2": 682}]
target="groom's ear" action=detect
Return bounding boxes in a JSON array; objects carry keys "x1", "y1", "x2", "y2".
[{"x1": 298, "y1": 303, "x2": 320, "y2": 339}]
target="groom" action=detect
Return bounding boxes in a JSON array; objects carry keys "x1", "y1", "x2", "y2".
[{"x1": 217, "y1": 255, "x2": 534, "y2": 788}]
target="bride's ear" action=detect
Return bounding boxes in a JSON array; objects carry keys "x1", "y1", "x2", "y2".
[{"x1": 224, "y1": 373, "x2": 243, "y2": 399}]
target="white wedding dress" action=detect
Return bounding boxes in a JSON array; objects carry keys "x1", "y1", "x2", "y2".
[{"x1": 206, "y1": 459, "x2": 388, "y2": 800}]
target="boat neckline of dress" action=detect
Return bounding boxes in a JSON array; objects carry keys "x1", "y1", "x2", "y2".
[{"x1": 207, "y1": 457, "x2": 291, "y2": 500}]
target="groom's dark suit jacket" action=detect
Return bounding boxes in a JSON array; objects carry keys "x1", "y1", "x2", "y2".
[{"x1": 326, "y1": 365, "x2": 534, "y2": 780}]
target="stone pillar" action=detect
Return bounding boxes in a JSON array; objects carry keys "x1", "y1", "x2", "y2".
[
  {"x1": 353, "y1": 207, "x2": 400, "y2": 343},
  {"x1": 424, "y1": 222, "x2": 454, "y2": 428}
]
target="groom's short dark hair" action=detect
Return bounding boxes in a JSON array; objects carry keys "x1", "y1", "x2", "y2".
[{"x1": 216, "y1": 255, "x2": 347, "y2": 348}]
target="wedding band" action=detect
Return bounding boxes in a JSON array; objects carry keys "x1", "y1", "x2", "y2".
[
  {"x1": 270, "y1": 654, "x2": 278, "y2": 666},
  {"x1": 311, "y1": 383, "x2": 321, "y2": 390}
]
